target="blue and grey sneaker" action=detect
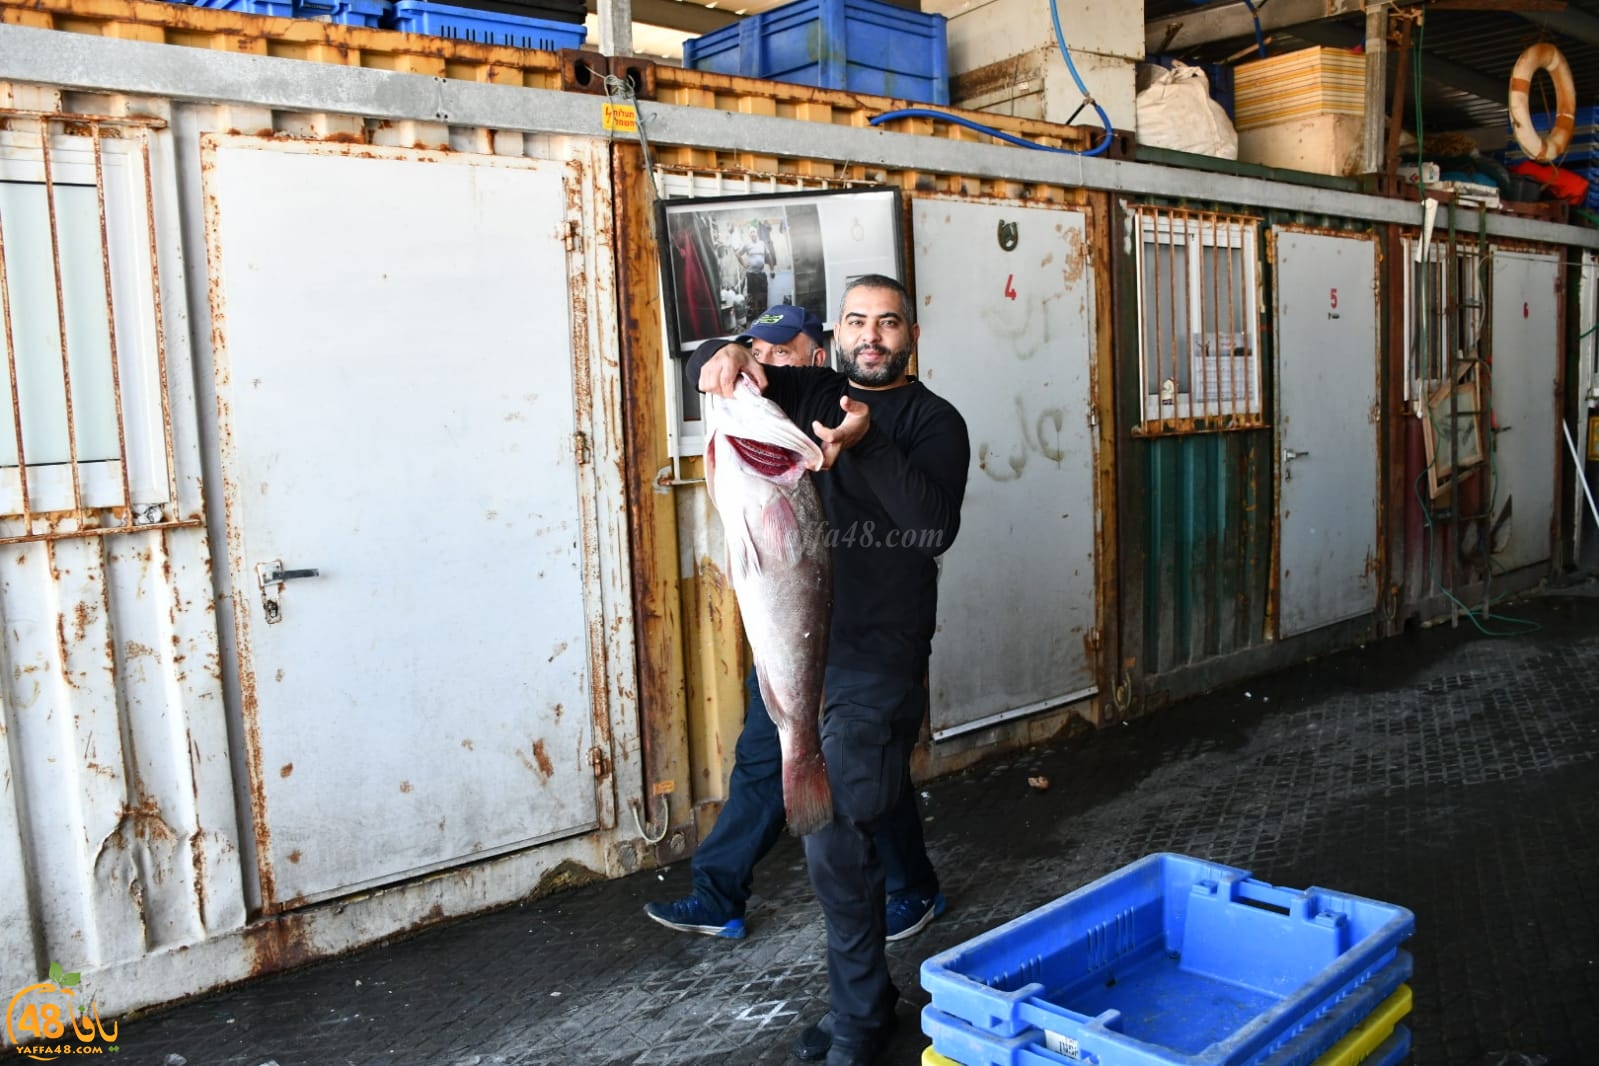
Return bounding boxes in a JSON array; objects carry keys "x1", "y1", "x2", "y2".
[
  {"x1": 884, "y1": 891, "x2": 946, "y2": 942},
  {"x1": 643, "y1": 896, "x2": 746, "y2": 939}
]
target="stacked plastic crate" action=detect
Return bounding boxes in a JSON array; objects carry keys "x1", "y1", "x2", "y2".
[
  {"x1": 919, "y1": 853, "x2": 1416, "y2": 1066},
  {"x1": 189, "y1": 0, "x2": 587, "y2": 49},
  {"x1": 681, "y1": 0, "x2": 949, "y2": 106},
  {"x1": 1504, "y1": 106, "x2": 1599, "y2": 212}
]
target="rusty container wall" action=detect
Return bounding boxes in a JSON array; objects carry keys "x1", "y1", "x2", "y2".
[
  {"x1": 0, "y1": 64, "x2": 641, "y2": 1029},
  {"x1": 0, "y1": 104, "x2": 248, "y2": 999},
  {"x1": 1129, "y1": 432, "x2": 1275, "y2": 681}
]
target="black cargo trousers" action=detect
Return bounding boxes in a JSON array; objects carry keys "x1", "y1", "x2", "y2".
[{"x1": 802, "y1": 664, "x2": 932, "y2": 1051}]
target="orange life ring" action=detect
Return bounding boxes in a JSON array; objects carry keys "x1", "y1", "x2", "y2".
[{"x1": 1508, "y1": 42, "x2": 1576, "y2": 162}]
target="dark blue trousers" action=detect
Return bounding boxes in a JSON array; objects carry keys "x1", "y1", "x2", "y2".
[
  {"x1": 802, "y1": 666, "x2": 932, "y2": 1049},
  {"x1": 691, "y1": 668, "x2": 936, "y2": 921}
]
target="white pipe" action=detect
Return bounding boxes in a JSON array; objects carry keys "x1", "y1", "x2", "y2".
[{"x1": 1562, "y1": 418, "x2": 1599, "y2": 527}]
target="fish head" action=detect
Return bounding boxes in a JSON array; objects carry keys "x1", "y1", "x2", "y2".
[{"x1": 705, "y1": 375, "x2": 824, "y2": 488}]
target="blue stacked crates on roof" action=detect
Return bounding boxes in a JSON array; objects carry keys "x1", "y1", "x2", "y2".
[
  {"x1": 682, "y1": 0, "x2": 949, "y2": 106},
  {"x1": 191, "y1": 0, "x2": 388, "y2": 27},
  {"x1": 919, "y1": 853, "x2": 1416, "y2": 1066},
  {"x1": 1504, "y1": 105, "x2": 1599, "y2": 211},
  {"x1": 387, "y1": 0, "x2": 586, "y2": 50}
]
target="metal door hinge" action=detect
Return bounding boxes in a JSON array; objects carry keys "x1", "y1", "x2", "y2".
[
  {"x1": 564, "y1": 219, "x2": 580, "y2": 252},
  {"x1": 1088, "y1": 410, "x2": 1099, "y2": 430},
  {"x1": 574, "y1": 430, "x2": 592, "y2": 465},
  {"x1": 588, "y1": 745, "x2": 611, "y2": 779}
]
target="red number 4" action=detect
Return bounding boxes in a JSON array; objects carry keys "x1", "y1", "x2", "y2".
[{"x1": 1004, "y1": 274, "x2": 1017, "y2": 301}]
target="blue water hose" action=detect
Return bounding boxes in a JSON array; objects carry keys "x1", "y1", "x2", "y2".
[{"x1": 870, "y1": 0, "x2": 1114, "y2": 155}]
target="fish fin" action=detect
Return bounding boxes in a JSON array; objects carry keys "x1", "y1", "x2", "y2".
[
  {"x1": 783, "y1": 752, "x2": 834, "y2": 837},
  {"x1": 759, "y1": 495, "x2": 802, "y2": 568},
  {"x1": 732, "y1": 510, "x2": 762, "y2": 580}
]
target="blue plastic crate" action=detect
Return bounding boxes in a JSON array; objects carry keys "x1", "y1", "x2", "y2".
[
  {"x1": 682, "y1": 0, "x2": 948, "y2": 106},
  {"x1": 388, "y1": 0, "x2": 587, "y2": 49},
  {"x1": 192, "y1": 0, "x2": 388, "y2": 26},
  {"x1": 920, "y1": 854, "x2": 1414, "y2": 1066},
  {"x1": 921, "y1": 952, "x2": 1413, "y2": 1066}
]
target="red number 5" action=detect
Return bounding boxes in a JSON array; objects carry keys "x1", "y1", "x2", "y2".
[{"x1": 1330, "y1": 287, "x2": 1339, "y2": 309}]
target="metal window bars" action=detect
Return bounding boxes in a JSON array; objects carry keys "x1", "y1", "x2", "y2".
[
  {"x1": 0, "y1": 109, "x2": 194, "y2": 545},
  {"x1": 1133, "y1": 205, "x2": 1265, "y2": 434}
]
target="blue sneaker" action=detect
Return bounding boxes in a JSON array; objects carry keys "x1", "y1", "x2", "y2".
[
  {"x1": 643, "y1": 896, "x2": 746, "y2": 939},
  {"x1": 884, "y1": 891, "x2": 946, "y2": 942}
]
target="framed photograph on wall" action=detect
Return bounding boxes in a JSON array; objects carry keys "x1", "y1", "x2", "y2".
[{"x1": 657, "y1": 186, "x2": 904, "y2": 448}]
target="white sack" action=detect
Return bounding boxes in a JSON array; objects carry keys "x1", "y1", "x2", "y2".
[{"x1": 1136, "y1": 61, "x2": 1239, "y2": 160}]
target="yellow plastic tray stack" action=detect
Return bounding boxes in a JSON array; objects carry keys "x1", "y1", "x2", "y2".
[{"x1": 922, "y1": 984, "x2": 1414, "y2": 1066}]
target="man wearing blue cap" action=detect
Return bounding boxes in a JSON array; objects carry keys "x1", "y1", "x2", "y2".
[{"x1": 643, "y1": 303, "x2": 947, "y2": 952}]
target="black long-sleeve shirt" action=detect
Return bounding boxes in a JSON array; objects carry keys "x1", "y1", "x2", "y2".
[{"x1": 690, "y1": 340, "x2": 971, "y2": 677}]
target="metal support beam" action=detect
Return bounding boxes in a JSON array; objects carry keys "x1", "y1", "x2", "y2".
[
  {"x1": 1, "y1": 25, "x2": 1595, "y2": 249},
  {"x1": 596, "y1": 0, "x2": 633, "y2": 56},
  {"x1": 585, "y1": 0, "x2": 735, "y2": 35},
  {"x1": 1361, "y1": 5, "x2": 1388, "y2": 175},
  {"x1": 1146, "y1": 0, "x2": 1363, "y2": 54}
]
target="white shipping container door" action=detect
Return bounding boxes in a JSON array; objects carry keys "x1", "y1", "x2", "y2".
[
  {"x1": 204, "y1": 136, "x2": 601, "y2": 909},
  {"x1": 914, "y1": 198, "x2": 1098, "y2": 738},
  {"x1": 1274, "y1": 229, "x2": 1380, "y2": 637},
  {"x1": 1489, "y1": 249, "x2": 1561, "y2": 573}
]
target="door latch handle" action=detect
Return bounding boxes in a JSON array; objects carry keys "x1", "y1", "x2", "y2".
[
  {"x1": 263, "y1": 565, "x2": 321, "y2": 583},
  {"x1": 255, "y1": 560, "x2": 320, "y2": 624},
  {"x1": 1282, "y1": 447, "x2": 1311, "y2": 462}
]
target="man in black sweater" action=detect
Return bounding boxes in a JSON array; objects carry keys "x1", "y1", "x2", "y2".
[
  {"x1": 645, "y1": 304, "x2": 947, "y2": 945},
  {"x1": 692, "y1": 276, "x2": 970, "y2": 1066}
]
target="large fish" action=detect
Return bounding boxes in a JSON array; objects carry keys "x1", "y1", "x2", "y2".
[{"x1": 704, "y1": 374, "x2": 834, "y2": 836}]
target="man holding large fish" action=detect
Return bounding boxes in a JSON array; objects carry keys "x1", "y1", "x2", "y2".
[
  {"x1": 690, "y1": 276, "x2": 971, "y2": 1066},
  {"x1": 643, "y1": 304, "x2": 947, "y2": 945}
]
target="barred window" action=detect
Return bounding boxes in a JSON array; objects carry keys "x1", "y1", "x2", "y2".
[
  {"x1": 1133, "y1": 206, "x2": 1264, "y2": 433},
  {"x1": 1, "y1": 118, "x2": 174, "y2": 536}
]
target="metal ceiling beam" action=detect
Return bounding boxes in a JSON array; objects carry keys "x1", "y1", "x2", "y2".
[
  {"x1": 1146, "y1": 0, "x2": 1364, "y2": 54},
  {"x1": 1517, "y1": 8, "x2": 1599, "y2": 48},
  {"x1": 1293, "y1": 20, "x2": 1510, "y2": 107},
  {"x1": 586, "y1": 0, "x2": 736, "y2": 35}
]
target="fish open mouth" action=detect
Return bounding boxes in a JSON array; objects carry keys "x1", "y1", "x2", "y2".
[{"x1": 727, "y1": 435, "x2": 804, "y2": 478}]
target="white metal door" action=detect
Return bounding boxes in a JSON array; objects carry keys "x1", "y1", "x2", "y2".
[
  {"x1": 1579, "y1": 253, "x2": 1598, "y2": 562},
  {"x1": 1275, "y1": 230, "x2": 1379, "y2": 637},
  {"x1": 204, "y1": 137, "x2": 599, "y2": 909},
  {"x1": 914, "y1": 199, "x2": 1098, "y2": 738},
  {"x1": 1489, "y1": 249, "x2": 1561, "y2": 573}
]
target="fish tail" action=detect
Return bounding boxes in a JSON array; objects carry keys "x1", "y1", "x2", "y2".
[{"x1": 783, "y1": 752, "x2": 834, "y2": 837}]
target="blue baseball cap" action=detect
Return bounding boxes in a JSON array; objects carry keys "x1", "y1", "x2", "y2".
[{"x1": 745, "y1": 304, "x2": 826, "y2": 353}]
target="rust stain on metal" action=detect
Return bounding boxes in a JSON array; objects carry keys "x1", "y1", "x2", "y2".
[
  {"x1": 121, "y1": 796, "x2": 178, "y2": 844},
  {"x1": 72, "y1": 601, "x2": 94, "y2": 643},
  {"x1": 551, "y1": 702, "x2": 563, "y2": 722},
  {"x1": 124, "y1": 639, "x2": 157, "y2": 660},
  {"x1": 531, "y1": 740, "x2": 554, "y2": 779},
  {"x1": 279, "y1": 762, "x2": 293, "y2": 778},
  {"x1": 287, "y1": 849, "x2": 301, "y2": 864},
  {"x1": 1062, "y1": 225, "x2": 1087, "y2": 287},
  {"x1": 399, "y1": 780, "x2": 413, "y2": 793},
  {"x1": 528, "y1": 858, "x2": 602, "y2": 901},
  {"x1": 460, "y1": 738, "x2": 474, "y2": 750},
  {"x1": 243, "y1": 914, "x2": 315, "y2": 979}
]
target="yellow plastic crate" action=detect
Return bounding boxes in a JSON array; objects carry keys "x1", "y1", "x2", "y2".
[
  {"x1": 922, "y1": 984, "x2": 1412, "y2": 1066},
  {"x1": 1233, "y1": 46, "x2": 1365, "y2": 131},
  {"x1": 1315, "y1": 985, "x2": 1413, "y2": 1066}
]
